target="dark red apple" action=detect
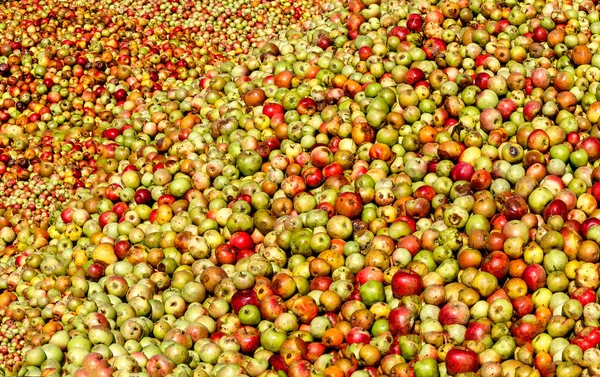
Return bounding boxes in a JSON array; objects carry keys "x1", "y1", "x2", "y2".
[
  {"x1": 269, "y1": 354, "x2": 288, "y2": 373},
  {"x1": 474, "y1": 72, "x2": 490, "y2": 89},
  {"x1": 406, "y1": 14, "x2": 423, "y2": 32},
  {"x1": 445, "y1": 347, "x2": 480, "y2": 375},
  {"x1": 504, "y1": 196, "x2": 528, "y2": 220},
  {"x1": 87, "y1": 263, "x2": 105, "y2": 281},
  {"x1": 134, "y1": 188, "x2": 153, "y2": 205},
  {"x1": 114, "y1": 240, "x2": 131, "y2": 259},
  {"x1": 388, "y1": 306, "x2": 414, "y2": 336},
  {"x1": 391, "y1": 270, "x2": 423, "y2": 298},
  {"x1": 388, "y1": 26, "x2": 410, "y2": 41},
  {"x1": 543, "y1": 199, "x2": 568, "y2": 221},
  {"x1": 581, "y1": 217, "x2": 600, "y2": 239},
  {"x1": 405, "y1": 68, "x2": 425, "y2": 86},
  {"x1": 230, "y1": 289, "x2": 260, "y2": 313}
]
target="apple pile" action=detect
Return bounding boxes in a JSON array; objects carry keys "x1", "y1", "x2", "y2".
[{"x1": 1, "y1": 0, "x2": 600, "y2": 376}]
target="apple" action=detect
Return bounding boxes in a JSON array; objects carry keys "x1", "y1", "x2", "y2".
[
  {"x1": 391, "y1": 270, "x2": 423, "y2": 297},
  {"x1": 480, "y1": 251, "x2": 510, "y2": 280},
  {"x1": 445, "y1": 347, "x2": 479, "y2": 375},
  {"x1": 238, "y1": 304, "x2": 261, "y2": 326},
  {"x1": 230, "y1": 289, "x2": 260, "y2": 314},
  {"x1": 438, "y1": 302, "x2": 470, "y2": 326},
  {"x1": 522, "y1": 264, "x2": 547, "y2": 292},
  {"x1": 346, "y1": 327, "x2": 371, "y2": 344},
  {"x1": 233, "y1": 325, "x2": 261, "y2": 354},
  {"x1": 543, "y1": 199, "x2": 568, "y2": 221},
  {"x1": 263, "y1": 102, "x2": 284, "y2": 118},
  {"x1": 388, "y1": 306, "x2": 414, "y2": 336},
  {"x1": 146, "y1": 354, "x2": 176, "y2": 377}
]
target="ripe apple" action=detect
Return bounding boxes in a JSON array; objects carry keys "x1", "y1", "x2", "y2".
[
  {"x1": 391, "y1": 270, "x2": 423, "y2": 297},
  {"x1": 445, "y1": 346, "x2": 479, "y2": 375}
]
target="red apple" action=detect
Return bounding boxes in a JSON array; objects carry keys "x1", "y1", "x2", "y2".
[
  {"x1": 230, "y1": 231, "x2": 254, "y2": 251},
  {"x1": 480, "y1": 251, "x2": 510, "y2": 280},
  {"x1": 146, "y1": 354, "x2": 176, "y2": 377},
  {"x1": 406, "y1": 14, "x2": 423, "y2": 32},
  {"x1": 543, "y1": 199, "x2": 568, "y2": 221},
  {"x1": 578, "y1": 136, "x2": 600, "y2": 162},
  {"x1": 263, "y1": 102, "x2": 284, "y2": 118},
  {"x1": 269, "y1": 354, "x2": 288, "y2": 373},
  {"x1": 422, "y1": 37, "x2": 446, "y2": 60},
  {"x1": 511, "y1": 314, "x2": 546, "y2": 346},
  {"x1": 497, "y1": 98, "x2": 517, "y2": 120},
  {"x1": 445, "y1": 347, "x2": 480, "y2": 375},
  {"x1": 297, "y1": 97, "x2": 317, "y2": 116},
  {"x1": 391, "y1": 270, "x2": 423, "y2": 298},
  {"x1": 512, "y1": 296, "x2": 534, "y2": 318},
  {"x1": 523, "y1": 100, "x2": 543, "y2": 121},
  {"x1": 346, "y1": 327, "x2": 371, "y2": 344},
  {"x1": 451, "y1": 162, "x2": 475, "y2": 181},
  {"x1": 388, "y1": 306, "x2": 414, "y2": 336},
  {"x1": 355, "y1": 266, "x2": 384, "y2": 285},
  {"x1": 464, "y1": 319, "x2": 491, "y2": 341},
  {"x1": 230, "y1": 289, "x2": 260, "y2": 314},
  {"x1": 571, "y1": 287, "x2": 597, "y2": 306},
  {"x1": 233, "y1": 326, "x2": 260, "y2": 354},
  {"x1": 334, "y1": 192, "x2": 363, "y2": 219},
  {"x1": 581, "y1": 217, "x2": 600, "y2": 239},
  {"x1": 215, "y1": 244, "x2": 238, "y2": 265},
  {"x1": 134, "y1": 188, "x2": 153, "y2": 205},
  {"x1": 522, "y1": 264, "x2": 547, "y2": 292},
  {"x1": 61, "y1": 207, "x2": 74, "y2": 223},
  {"x1": 405, "y1": 68, "x2": 425, "y2": 86}
]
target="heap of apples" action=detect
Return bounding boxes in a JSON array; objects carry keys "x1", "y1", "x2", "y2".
[{"x1": 0, "y1": 0, "x2": 600, "y2": 376}]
